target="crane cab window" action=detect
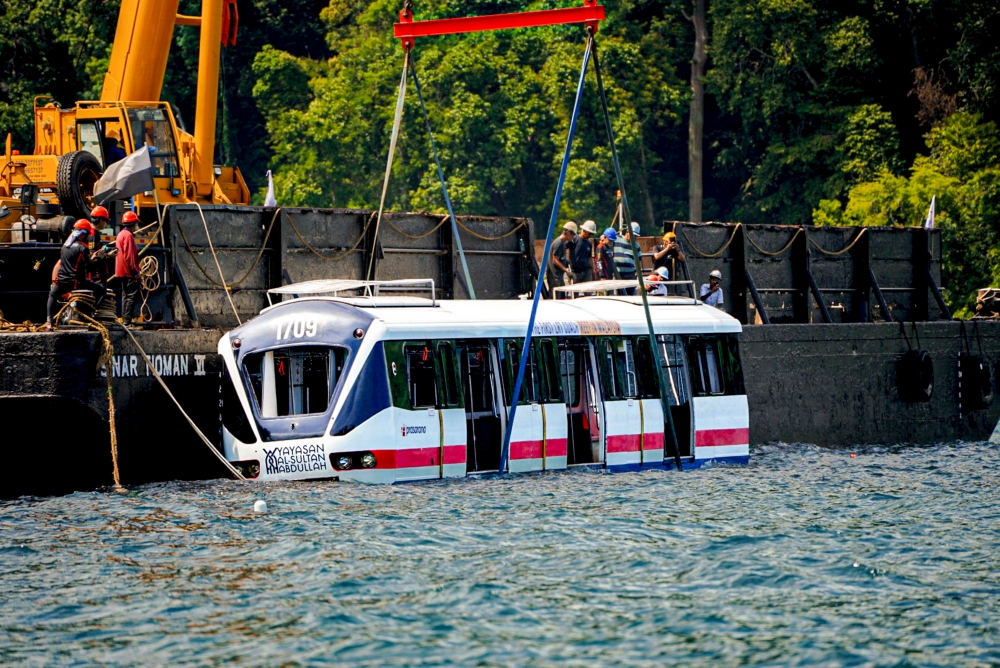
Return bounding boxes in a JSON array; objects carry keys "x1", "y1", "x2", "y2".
[
  {"x1": 78, "y1": 122, "x2": 105, "y2": 167},
  {"x1": 127, "y1": 108, "x2": 178, "y2": 177}
]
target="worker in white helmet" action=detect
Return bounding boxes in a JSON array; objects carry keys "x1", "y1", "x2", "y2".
[
  {"x1": 549, "y1": 221, "x2": 577, "y2": 294},
  {"x1": 700, "y1": 269, "x2": 725, "y2": 308},
  {"x1": 645, "y1": 266, "x2": 670, "y2": 296},
  {"x1": 567, "y1": 220, "x2": 598, "y2": 285}
]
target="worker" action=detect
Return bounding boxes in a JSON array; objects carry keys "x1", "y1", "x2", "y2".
[
  {"x1": 568, "y1": 220, "x2": 597, "y2": 284},
  {"x1": 549, "y1": 221, "x2": 577, "y2": 295},
  {"x1": 652, "y1": 231, "x2": 686, "y2": 278},
  {"x1": 700, "y1": 269, "x2": 725, "y2": 308},
  {"x1": 44, "y1": 221, "x2": 109, "y2": 330},
  {"x1": 116, "y1": 210, "x2": 142, "y2": 326},
  {"x1": 596, "y1": 228, "x2": 617, "y2": 280},
  {"x1": 646, "y1": 266, "x2": 670, "y2": 296},
  {"x1": 614, "y1": 222, "x2": 640, "y2": 294}
]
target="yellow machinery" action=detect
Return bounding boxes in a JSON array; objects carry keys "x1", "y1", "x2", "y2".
[{"x1": 0, "y1": 0, "x2": 249, "y2": 241}]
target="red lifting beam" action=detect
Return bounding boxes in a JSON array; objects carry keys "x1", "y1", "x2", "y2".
[{"x1": 394, "y1": 0, "x2": 605, "y2": 50}]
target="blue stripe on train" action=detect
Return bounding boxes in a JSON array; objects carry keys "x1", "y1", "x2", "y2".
[{"x1": 607, "y1": 455, "x2": 749, "y2": 473}]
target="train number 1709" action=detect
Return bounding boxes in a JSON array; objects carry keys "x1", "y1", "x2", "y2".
[{"x1": 276, "y1": 318, "x2": 318, "y2": 341}]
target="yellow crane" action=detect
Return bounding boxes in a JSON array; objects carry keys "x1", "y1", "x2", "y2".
[{"x1": 0, "y1": 0, "x2": 250, "y2": 238}]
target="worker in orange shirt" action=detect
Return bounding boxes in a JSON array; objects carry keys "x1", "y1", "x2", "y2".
[{"x1": 116, "y1": 211, "x2": 142, "y2": 326}]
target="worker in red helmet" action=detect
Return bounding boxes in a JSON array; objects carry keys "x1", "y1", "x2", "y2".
[
  {"x1": 90, "y1": 205, "x2": 110, "y2": 229},
  {"x1": 44, "y1": 220, "x2": 109, "y2": 330},
  {"x1": 116, "y1": 210, "x2": 142, "y2": 326}
]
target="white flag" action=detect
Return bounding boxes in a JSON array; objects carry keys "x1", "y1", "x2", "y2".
[
  {"x1": 264, "y1": 170, "x2": 277, "y2": 207},
  {"x1": 924, "y1": 195, "x2": 936, "y2": 229},
  {"x1": 93, "y1": 146, "x2": 154, "y2": 204}
]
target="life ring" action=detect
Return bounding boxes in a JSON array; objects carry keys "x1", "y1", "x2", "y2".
[
  {"x1": 897, "y1": 349, "x2": 934, "y2": 403},
  {"x1": 959, "y1": 353, "x2": 994, "y2": 411},
  {"x1": 56, "y1": 151, "x2": 103, "y2": 220}
]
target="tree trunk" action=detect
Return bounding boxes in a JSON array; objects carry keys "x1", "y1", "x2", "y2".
[{"x1": 688, "y1": 0, "x2": 707, "y2": 223}]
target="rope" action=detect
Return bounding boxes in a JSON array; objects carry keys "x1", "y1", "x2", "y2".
[
  {"x1": 192, "y1": 201, "x2": 242, "y2": 325},
  {"x1": 385, "y1": 214, "x2": 450, "y2": 240},
  {"x1": 367, "y1": 53, "x2": 410, "y2": 281},
  {"x1": 410, "y1": 55, "x2": 477, "y2": 299},
  {"x1": 138, "y1": 255, "x2": 160, "y2": 322},
  {"x1": 592, "y1": 36, "x2": 682, "y2": 470},
  {"x1": 500, "y1": 36, "x2": 592, "y2": 475},
  {"x1": 680, "y1": 223, "x2": 741, "y2": 258},
  {"x1": 455, "y1": 218, "x2": 527, "y2": 241},
  {"x1": 118, "y1": 323, "x2": 246, "y2": 481},
  {"x1": 285, "y1": 210, "x2": 376, "y2": 262},
  {"x1": 807, "y1": 227, "x2": 867, "y2": 256},
  {"x1": 745, "y1": 227, "x2": 802, "y2": 256}
]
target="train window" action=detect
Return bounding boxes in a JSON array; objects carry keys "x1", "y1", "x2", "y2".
[
  {"x1": 221, "y1": 364, "x2": 256, "y2": 443},
  {"x1": 434, "y1": 341, "x2": 462, "y2": 408},
  {"x1": 243, "y1": 346, "x2": 347, "y2": 417},
  {"x1": 405, "y1": 344, "x2": 438, "y2": 408},
  {"x1": 560, "y1": 348, "x2": 580, "y2": 408},
  {"x1": 657, "y1": 335, "x2": 690, "y2": 406},
  {"x1": 632, "y1": 336, "x2": 660, "y2": 399},
  {"x1": 503, "y1": 340, "x2": 541, "y2": 405},
  {"x1": 598, "y1": 337, "x2": 636, "y2": 400},
  {"x1": 538, "y1": 338, "x2": 564, "y2": 403},
  {"x1": 686, "y1": 335, "x2": 746, "y2": 397}
]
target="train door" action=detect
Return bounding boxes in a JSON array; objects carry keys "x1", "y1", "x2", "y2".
[
  {"x1": 500, "y1": 339, "x2": 545, "y2": 473},
  {"x1": 537, "y1": 338, "x2": 568, "y2": 470},
  {"x1": 458, "y1": 340, "x2": 503, "y2": 473},
  {"x1": 384, "y1": 341, "x2": 458, "y2": 481},
  {"x1": 686, "y1": 335, "x2": 750, "y2": 464},
  {"x1": 559, "y1": 339, "x2": 603, "y2": 465},
  {"x1": 632, "y1": 336, "x2": 665, "y2": 467},
  {"x1": 433, "y1": 341, "x2": 466, "y2": 478},
  {"x1": 656, "y1": 335, "x2": 694, "y2": 459},
  {"x1": 595, "y1": 337, "x2": 643, "y2": 469}
]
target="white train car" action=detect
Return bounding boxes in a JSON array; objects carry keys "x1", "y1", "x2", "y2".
[{"x1": 217, "y1": 280, "x2": 749, "y2": 483}]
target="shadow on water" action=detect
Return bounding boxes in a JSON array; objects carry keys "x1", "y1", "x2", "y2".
[{"x1": 1, "y1": 442, "x2": 998, "y2": 665}]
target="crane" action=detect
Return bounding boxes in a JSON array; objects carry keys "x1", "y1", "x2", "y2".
[{"x1": 0, "y1": 0, "x2": 249, "y2": 239}]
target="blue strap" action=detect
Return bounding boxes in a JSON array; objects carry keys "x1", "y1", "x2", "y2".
[
  {"x1": 410, "y1": 57, "x2": 477, "y2": 299},
  {"x1": 499, "y1": 37, "x2": 593, "y2": 474}
]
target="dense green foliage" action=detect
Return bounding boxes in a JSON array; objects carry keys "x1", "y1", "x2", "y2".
[{"x1": 2, "y1": 0, "x2": 1000, "y2": 305}]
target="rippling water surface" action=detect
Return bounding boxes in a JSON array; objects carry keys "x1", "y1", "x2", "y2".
[{"x1": 2, "y1": 442, "x2": 999, "y2": 666}]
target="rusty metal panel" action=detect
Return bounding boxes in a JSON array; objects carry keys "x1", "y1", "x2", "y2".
[{"x1": 281, "y1": 208, "x2": 369, "y2": 285}]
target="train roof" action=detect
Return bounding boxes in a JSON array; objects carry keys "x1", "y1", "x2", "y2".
[{"x1": 261, "y1": 295, "x2": 742, "y2": 338}]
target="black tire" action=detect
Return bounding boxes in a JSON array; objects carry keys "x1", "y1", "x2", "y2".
[
  {"x1": 897, "y1": 349, "x2": 934, "y2": 403},
  {"x1": 56, "y1": 151, "x2": 102, "y2": 220},
  {"x1": 959, "y1": 353, "x2": 993, "y2": 411}
]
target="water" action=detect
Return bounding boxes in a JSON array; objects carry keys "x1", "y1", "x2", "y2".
[{"x1": 2, "y1": 442, "x2": 999, "y2": 666}]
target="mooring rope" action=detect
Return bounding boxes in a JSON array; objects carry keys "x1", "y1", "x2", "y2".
[
  {"x1": 118, "y1": 323, "x2": 247, "y2": 482},
  {"x1": 284, "y1": 210, "x2": 376, "y2": 262},
  {"x1": 806, "y1": 227, "x2": 867, "y2": 256},
  {"x1": 680, "y1": 223, "x2": 741, "y2": 259}
]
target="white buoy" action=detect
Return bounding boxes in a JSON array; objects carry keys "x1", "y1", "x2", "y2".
[{"x1": 253, "y1": 500, "x2": 268, "y2": 514}]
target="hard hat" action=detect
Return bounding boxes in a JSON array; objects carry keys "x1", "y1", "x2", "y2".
[
  {"x1": 582, "y1": 220, "x2": 597, "y2": 234},
  {"x1": 664, "y1": 231, "x2": 676, "y2": 241},
  {"x1": 562, "y1": 221, "x2": 578, "y2": 234},
  {"x1": 710, "y1": 269, "x2": 723, "y2": 280},
  {"x1": 655, "y1": 266, "x2": 669, "y2": 278},
  {"x1": 90, "y1": 205, "x2": 110, "y2": 220},
  {"x1": 603, "y1": 228, "x2": 617, "y2": 241},
  {"x1": 73, "y1": 220, "x2": 96, "y2": 237},
  {"x1": 630, "y1": 222, "x2": 641, "y2": 235},
  {"x1": 121, "y1": 211, "x2": 139, "y2": 225}
]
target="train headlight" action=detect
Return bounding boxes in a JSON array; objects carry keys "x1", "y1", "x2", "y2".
[
  {"x1": 360, "y1": 453, "x2": 376, "y2": 468},
  {"x1": 336, "y1": 455, "x2": 353, "y2": 470}
]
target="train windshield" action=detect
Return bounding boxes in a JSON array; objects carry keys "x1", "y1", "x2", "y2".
[{"x1": 242, "y1": 346, "x2": 348, "y2": 418}]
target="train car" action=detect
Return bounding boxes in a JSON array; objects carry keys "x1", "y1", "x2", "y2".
[{"x1": 217, "y1": 280, "x2": 749, "y2": 483}]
